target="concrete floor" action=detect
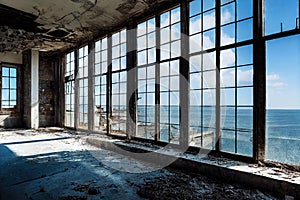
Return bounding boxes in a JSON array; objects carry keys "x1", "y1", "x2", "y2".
[{"x1": 0, "y1": 128, "x2": 281, "y2": 199}]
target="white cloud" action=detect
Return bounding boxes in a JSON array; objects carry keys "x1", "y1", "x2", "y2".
[
  {"x1": 267, "y1": 74, "x2": 287, "y2": 89},
  {"x1": 237, "y1": 69, "x2": 253, "y2": 83},
  {"x1": 267, "y1": 74, "x2": 280, "y2": 81},
  {"x1": 221, "y1": 10, "x2": 232, "y2": 24},
  {"x1": 266, "y1": 73, "x2": 286, "y2": 91},
  {"x1": 268, "y1": 82, "x2": 286, "y2": 88}
]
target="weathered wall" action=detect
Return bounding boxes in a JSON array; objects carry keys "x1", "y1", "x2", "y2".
[
  {"x1": 39, "y1": 54, "x2": 55, "y2": 127},
  {"x1": 0, "y1": 52, "x2": 22, "y2": 64},
  {"x1": 22, "y1": 50, "x2": 32, "y2": 128}
]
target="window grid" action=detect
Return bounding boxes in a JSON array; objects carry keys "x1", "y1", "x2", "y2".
[
  {"x1": 160, "y1": 7, "x2": 181, "y2": 61},
  {"x1": 189, "y1": 0, "x2": 217, "y2": 148},
  {"x1": 137, "y1": 17, "x2": 156, "y2": 66},
  {"x1": 189, "y1": 52, "x2": 216, "y2": 149},
  {"x1": 94, "y1": 38, "x2": 108, "y2": 131},
  {"x1": 158, "y1": 7, "x2": 181, "y2": 144},
  {"x1": 78, "y1": 45, "x2": 89, "y2": 129},
  {"x1": 137, "y1": 17, "x2": 157, "y2": 140},
  {"x1": 189, "y1": 0, "x2": 216, "y2": 53},
  {"x1": 64, "y1": 51, "x2": 75, "y2": 127},
  {"x1": 159, "y1": 60, "x2": 180, "y2": 144},
  {"x1": 111, "y1": 30, "x2": 127, "y2": 134},
  {"x1": 112, "y1": 29, "x2": 126, "y2": 72},
  {"x1": 111, "y1": 71, "x2": 127, "y2": 134},
  {"x1": 220, "y1": 44, "x2": 254, "y2": 156},
  {"x1": 220, "y1": 0, "x2": 254, "y2": 47},
  {"x1": 1, "y1": 66, "x2": 17, "y2": 109}
]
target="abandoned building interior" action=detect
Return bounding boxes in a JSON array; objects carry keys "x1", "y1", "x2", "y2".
[{"x1": 0, "y1": 0, "x2": 299, "y2": 199}]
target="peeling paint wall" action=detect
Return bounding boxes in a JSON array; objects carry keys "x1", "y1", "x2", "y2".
[{"x1": 39, "y1": 55, "x2": 55, "y2": 127}]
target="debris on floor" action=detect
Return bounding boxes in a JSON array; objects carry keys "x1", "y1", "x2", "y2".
[
  {"x1": 0, "y1": 129, "x2": 291, "y2": 199},
  {"x1": 137, "y1": 170, "x2": 277, "y2": 200}
]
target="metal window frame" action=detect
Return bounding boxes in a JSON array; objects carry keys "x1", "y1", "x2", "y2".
[{"x1": 61, "y1": 0, "x2": 300, "y2": 165}]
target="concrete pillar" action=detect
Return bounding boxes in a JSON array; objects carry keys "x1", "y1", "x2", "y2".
[
  {"x1": 22, "y1": 49, "x2": 39, "y2": 129},
  {"x1": 126, "y1": 23, "x2": 137, "y2": 140},
  {"x1": 31, "y1": 50, "x2": 39, "y2": 129}
]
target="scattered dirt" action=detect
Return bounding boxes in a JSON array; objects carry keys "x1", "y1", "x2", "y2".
[
  {"x1": 59, "y1": 196, "x2": 87, "y2": 200},
  {"x1": 137, "y1": 170, "x2": 278, "y2": 200}
]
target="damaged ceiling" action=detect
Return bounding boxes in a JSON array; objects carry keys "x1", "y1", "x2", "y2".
[{"x1": 0, "y1": 0, "x2": 166, "y2": 53}]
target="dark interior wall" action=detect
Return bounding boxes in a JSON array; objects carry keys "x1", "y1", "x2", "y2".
[
  {"x1": 39, "y1": 54, "x2": 56, "y2": 127},
  {"x1": 22, "y1": 50, "x2": 31, "y2": 128}
]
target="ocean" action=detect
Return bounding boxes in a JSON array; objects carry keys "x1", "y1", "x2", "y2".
[{"x1": 137, "y1": 106, "x2": 300, "y2": 165}]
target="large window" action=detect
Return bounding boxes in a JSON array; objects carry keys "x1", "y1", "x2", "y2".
[
  {"x1": 220, "y1": 45, "x2": 253, "y2": 156},
  {"x1": 1, "y1": 66, "x2": 17, "y2": 109},
  {"x1": 189, "y1": 0, "x2": 217, "y2": 149},
  {"x1": 64, "y1": 52, "x2": 75, "y2": 127},
  {"x1": 94, "y1": 37, "x2": 108, "y2": 132},
  {"x1": 137, "y1": 17, "x2": 156, "y2": 139},
  {"x1": 219, "y1": 0, "x2": 254, "y2": 156},
  {"x1": 78, "y1": 45, "x2": 89, "y2": 129},
  {"x1": 62, "y1": 0, "x2": 300, "y2": 165},
  {"x1": 266, "y1": 35, "x2": 300, "y2": 165},
  {"x1": 111, "y1": 29, "x2": 127, "y2": 135},
  {"x1": 159, "y1": 7, "x2": 181, "y2": 143},
  {"x1": 189, "y1": 53, "x2": 216, "y2": 149}
]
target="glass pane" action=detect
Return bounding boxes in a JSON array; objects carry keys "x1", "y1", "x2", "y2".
[
  {"x1": 10, "y1": 68, "x2": 17, "y2": 77},
  {"x1": 220, "y1": 88, "x2": 235, "y2": 106},
  {"x1": 237, "y1": 65, "x2": 253, "y2": 87},
  {"x1": 237, "y1": 87, "x2": 253, "y2": 106},
  {"x1": 203, "y1": 29, "x2": 215, "y2": 50},
  {"x1": 10, "y1": 90, "x2": 17, "y2": 100},
  {"x1": 189, "y1": 33, "x2": 202, "y2": 53},
  {"x1": 190, "y1": 15, "x2": 202, "y2": 35},
  {"x1": 221, "y1": 106, "x2": 235, "y2": 130},
  {"x1": 221, "y1": 2, "x2": 235, "y2": 25},
  {"x1": 220, "y1": 48, "x2": 235, "y2": 68},
  {"x1": 237, "y1": 19, "x2": 253, "y2": 42},
  {"x1": 190, "y1": 0, "x2": 202, "y2": 17},
  {"x1": 160, "y1": 11, "x2": 170, "y2": 27},
  {"x1": 190, "y1": 55, "x2": 202, "y2": 72},
  {"x1": 237, "y1": 45, "x2": 253, "y2": 66},
  {"x1": 203, "y1": 10, "x2": 215, "y2": 30},
  {"x1": 237, "y1": 130, "x2": 253, "y2": 156},
  {"x1": 237, "y1": 0, "x2": 253, "y2": 20},
  {"x1": 190, "y1": 73, "x2": 202, "y2": 90},
  {"x1": 2, "y1": 77, "x2": 9, "y2": 88},
  {"x1": 221, "y1": 24, "x2": 235, "y2": 46},
  {"x1": 203, "y1": 0, "x2": 215, "y2": 11},
  {"x1": 220, "y1": 68, "x2": 235, "y2": 87},
  {"x1": 265, "y1": 0, "x2": 299, "y2": 35},
  {"x1": 221, "y1": 130, "x2": 235, "y2": 153},
  {"x1": 171, "y1": 7, "x2": 180, "y2": 24},
  {"x1": 266, "y1": 35, "x2": 300, "y2": 165},
  {"x1": 2, "y1": 90, "x2": 9, "y2": 100}
]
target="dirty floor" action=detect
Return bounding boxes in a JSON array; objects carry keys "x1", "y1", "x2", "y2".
[{"x1": 0, "y1": 129, "x2": 279, "y2": 200}]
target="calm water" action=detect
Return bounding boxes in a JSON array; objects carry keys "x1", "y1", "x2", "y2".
[{"x1": 137, "y1": 106, "x2": 300, "y2": 165}]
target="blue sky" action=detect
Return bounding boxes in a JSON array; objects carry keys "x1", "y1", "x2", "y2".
[
  {"x1": 267, "y1": 34, "x2": 300, "y2": 109},
  {"x1": 265, "y1": 0, "x2": 300, "y2": 109},
  {"x1": 189, "y1": 0, "x2": 300, "y2": 109}
]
